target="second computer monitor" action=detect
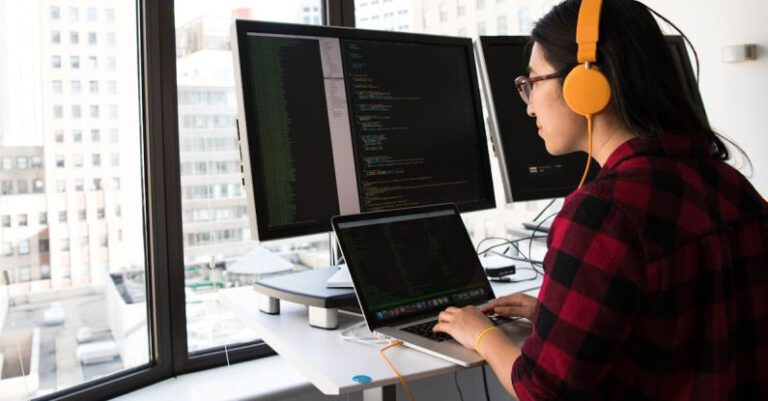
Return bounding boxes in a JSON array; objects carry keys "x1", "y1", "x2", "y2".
[
  {"x1": 477, "y1": 35, "x2": 706, "y2": 203},
  {"x1": 233, "y1": 21, "x2": 495, "y2": 241}
]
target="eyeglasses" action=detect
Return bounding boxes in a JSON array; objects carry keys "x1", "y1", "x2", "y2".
[{"x1": 514, "y1": 71, "x2": 569, "y2": 105}]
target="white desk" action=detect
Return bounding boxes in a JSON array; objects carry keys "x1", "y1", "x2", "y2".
[{"x1": 222, "y1": 278, "x2": 541, "y2": 400}]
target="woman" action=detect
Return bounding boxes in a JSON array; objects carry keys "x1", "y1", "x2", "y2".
[{"x1": 433, "y1": 0, "x2": 768, "y2": 399}]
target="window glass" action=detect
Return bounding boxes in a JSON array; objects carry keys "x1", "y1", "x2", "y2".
[
  {"x1": 0, "y1": 1, "x2": 150, "y2": 399},
  {"x1": 174, "y1": 0, "x2": 325, "y2": 354}
]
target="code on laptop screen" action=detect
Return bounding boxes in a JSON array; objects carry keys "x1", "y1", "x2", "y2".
[{"x1": 337, "y1": 208, "x2": 492, "y2": 326}]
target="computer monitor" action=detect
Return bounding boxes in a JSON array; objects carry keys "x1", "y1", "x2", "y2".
[
  {"x1": 232, "y1": 21, "x2": 495, "y2": 241},
  {"x1": 476, "y1": 35, "x2": 706, "y2": 203}
]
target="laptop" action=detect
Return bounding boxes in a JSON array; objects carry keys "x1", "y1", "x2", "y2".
[{"x1": 331, "y1": 203, "x2": 516, "y2": 367}]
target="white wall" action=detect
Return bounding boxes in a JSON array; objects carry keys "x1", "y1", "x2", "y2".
[{"x1": 644, "y1": 0, "x2": 768, "y2": 197}]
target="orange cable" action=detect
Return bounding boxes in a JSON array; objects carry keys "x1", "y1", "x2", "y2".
[
  {"x1": 379, "y1": 340, "x2": 417, "y2": 401},
  {"x1": 578, "y1": 114, "x2": 594, "y2": 189}
]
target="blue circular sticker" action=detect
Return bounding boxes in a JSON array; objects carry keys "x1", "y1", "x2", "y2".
[{"x1": 352, "y1": 375, "x2": 372, "y2": 384}]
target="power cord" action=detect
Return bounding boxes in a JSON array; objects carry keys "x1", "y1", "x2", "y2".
[
  {"x1": 454, "y1": 371, "x2": 465, "y2": 401},
  {"x1": 380, "y1": 340, "x2": 417, "y2": 401},
  {"x1": 482, "y1": 365, "x2": 491, "y2": 401}
]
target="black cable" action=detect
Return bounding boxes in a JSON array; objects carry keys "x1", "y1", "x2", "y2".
[
  {"x1": 454, "y1": 371, "x2": 465, "y2": 401},
  {"x1": 531, "y1": 198, "x2": 557, "y2": 222},
  {"x1": 481, "y1": 365, "x2": 491, "y2": 401}
]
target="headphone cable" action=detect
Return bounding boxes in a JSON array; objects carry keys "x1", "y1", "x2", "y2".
[{"x1": 578, "y1": 114, "x2": 594, "y2": 189}]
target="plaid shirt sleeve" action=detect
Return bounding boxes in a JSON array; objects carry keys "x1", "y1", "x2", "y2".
[{"x1": 511, "y1": 190, "x2": 647, "y2": 401}]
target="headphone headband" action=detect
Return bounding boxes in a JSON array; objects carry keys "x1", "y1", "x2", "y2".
[{"x1": 576, "y1": 0, "x2": 603, "y2": 63}]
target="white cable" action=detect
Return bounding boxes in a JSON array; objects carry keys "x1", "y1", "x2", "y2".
[{"x1": 339, "y1": 321, "x2": 390, "y2": 345}]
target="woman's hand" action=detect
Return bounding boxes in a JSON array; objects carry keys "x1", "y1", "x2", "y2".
[
  {"x1": 432, "y1": 306, "x2": 494, "y2": 350},
  {"x1": 479, "y1": 293, "x2": 538, "y2": 320}
]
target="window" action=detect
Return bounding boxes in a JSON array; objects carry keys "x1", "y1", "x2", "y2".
[
  {"x1": 477, "y1": 0, "x2": 485, "y2": 9},
  {"x1": 478, "y1": 21, "x2": 487, "y2": 35},
  {"x1": 109, "y1": 105, "x2": 118, "y2": 118},
  {"x1": 2, "y1": 157, "x2": 12, "y2": 170},
  {"x1": 17, "y1": 180, "x2": 29, "y2": 194},
  {"x1": 2, "y1": 215, "x2": 10, "y2": 227},
  {"x1": 68, "y1": 6, "x2": 78, "y2": 22},
  {"x1": 110, "y1": 153, "x2": 120, "y2": 167},
  {"x1": 18, "y1": 240, "x2": 30, "y2": 255},
  {"x1": 107, "y1": 56, "x2": 116, "y2": 70},
  {"x1": 19, "y1": 266, "x2": 31, "y2": 282},
  {"x1": 107, "y1": 80, "x2": 117, "y2": 94},
  {"x1": 1, "y1": 1, "x2": 160, "y2": 398},
  {"x1": 92, "y1": 178, "x2": 102, "y2": 191},
  {"x1": 40, "y1": 264, "x2": 51, "y2": 279},
  {"x1": 33, "y1": 179, "x2": 45, "y2": 193},
  {"x1": 72, "y1": 105, "x2": 82, "y2": 119},
  {"x1": 88, "y1": 32, "x2": 97, "y2": 45},
  {"x1": 90, "y1": 105, "x2": 100, "y2": 118},
  {"x1": 16, "y1": 157, "x2": 28, "y2": 169},
  {"x1": 92, "y1": 153, "x2": 102, "y2": 167},
  {"x1": 110, "y1": 129, "x2": 119, "y2": 143},
  {"x1": 78, "y1": 209, "x2": 87, "y2": 221},
  {"x1": 97, "y1": 208, "x2": 106, "y2": 219},
  {"x1": 106, "y1": 32, "x2": 116, "y2": 46},
  {"x1": 2, "y1": 242, "x2": 12, "y2": 256},
  {"x1": 39, "y1": 239, "x2": 50, "y2": 253},
  {"x1": 1, "y1": 180, "x2": 12, "y2": 195}
]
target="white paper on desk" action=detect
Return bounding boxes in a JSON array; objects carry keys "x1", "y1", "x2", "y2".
[{"x1": 325, "y1": 264, "x2": 352, "y2": 288}]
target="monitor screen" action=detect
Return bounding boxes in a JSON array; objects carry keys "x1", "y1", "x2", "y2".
[
  {"x1": 477, "y1": 35, "x2": 705, "y2": 202},
  {"x1": 233, "y1": 21, "x2": 495, "y2": 241}
]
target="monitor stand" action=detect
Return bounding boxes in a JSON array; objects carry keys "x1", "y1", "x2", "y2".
[{"x1": 253, "y1": 267, "x2": 358, "y2": 329}]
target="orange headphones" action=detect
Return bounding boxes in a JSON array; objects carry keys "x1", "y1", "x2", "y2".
[{"x1": 563, "y1": 0, "x2": 611, "y2": 189}]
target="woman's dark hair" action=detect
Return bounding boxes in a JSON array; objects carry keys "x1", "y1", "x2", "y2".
[{"x1": 531, "y1": 0, "x2": 746, "y2": 164}]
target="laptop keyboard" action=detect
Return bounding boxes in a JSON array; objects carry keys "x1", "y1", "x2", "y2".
[{"x1": 402, "y1": 315, "x2": 518, "y2": 342}]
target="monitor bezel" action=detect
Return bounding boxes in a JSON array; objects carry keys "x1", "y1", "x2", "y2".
[{"x1": 233, "y1": 20, "x2": 496, "y2": 241}]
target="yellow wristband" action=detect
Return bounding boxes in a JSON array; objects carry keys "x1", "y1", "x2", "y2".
[{"x1": 475, "y1": 326, "x2": 500, "y2": 352}]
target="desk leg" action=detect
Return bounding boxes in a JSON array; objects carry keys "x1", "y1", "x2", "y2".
[{"x1": 362, "y1": 384, "x2": 395, "y2": 401}]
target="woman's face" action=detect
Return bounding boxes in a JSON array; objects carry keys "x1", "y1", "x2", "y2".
[{"x1": 526, "y1": 43, "x2": 586, "y2": 155}]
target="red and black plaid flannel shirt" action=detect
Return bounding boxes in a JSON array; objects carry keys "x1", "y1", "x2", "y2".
[{"x1": 511, "y1": 134, "x2": 768, "y2": 400}]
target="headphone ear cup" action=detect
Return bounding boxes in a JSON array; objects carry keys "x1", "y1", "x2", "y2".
[{"x1": 563, "y1": 65, "x2": 611, "y2": 116}]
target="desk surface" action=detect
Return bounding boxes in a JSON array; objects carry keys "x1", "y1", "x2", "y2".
[{"x1": 222, "y1": 278, "x2": 541, "y2": 396}]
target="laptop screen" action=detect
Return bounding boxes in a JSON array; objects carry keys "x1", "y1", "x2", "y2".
[{"x1": 333, "y1": 205, "x2": 495, "y2": 330}]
